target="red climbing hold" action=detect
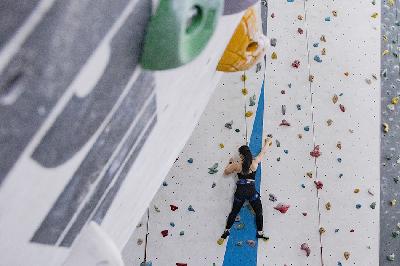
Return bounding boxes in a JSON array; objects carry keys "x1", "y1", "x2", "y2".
[
  {"x1": 170, "y1": 205, "x2": 178, "y2": 211},
  {"x1": 279, "y1": 119, "x2": 291, "y2": 126},
  {"x1": 301, "y1": 243, "x2": 311, "y2": 257},
  {"x1": 176, "y1": 264, "x2": 188, "y2": 266},
  {"x1": 314, "y1": 180, "x2": 323, "y2": 189},
  {"x1": 302, "y1": 212, "x2": 307, "y2": 216},
  {"x1": 298, "y1": 28, "x2": 304, "y2": 34},
  {"x1": 339, "y1": 104, "x2": 345, "y2": 112},
  {"x1": 161, "y1": 230, "x2": 168, "y2": 237},
  {"x1": 310, "y1": 145, "x2": 321, "y2": 158},
  {"x1": 292, "y1": 60, "x2": 300, "y2": 68},
  {"x1": 274, "y1": 203, "x2": 290, "y2": 213},
  {"x1": 271, "y1": 13, "x2": 275, "y2": 18}
]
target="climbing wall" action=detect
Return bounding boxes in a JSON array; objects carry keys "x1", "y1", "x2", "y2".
[
  {"x1": 381, "y1": 0, "x2": 400, "y2": 264},
  {"x1": 124, "y1": 0, "x2": 381, "y2": 265}
]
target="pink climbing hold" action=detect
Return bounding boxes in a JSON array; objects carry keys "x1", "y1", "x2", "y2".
[
  {"x1": 302, "y1": 212, "x2": 307, "y2": 216},
  {"x1": 310, "y1": 145, "x2": 321, "y2": 158},
  {"x1": 170, "y1": 205, "x2": 178, "y2": 211},
  {"x1": 314, "y1": 180, "x2": 323, "y2": 189},
  {"x1": 271, "y1": 13, "x2": 275, "y2": 18},
  {"x1": 280, "y1": 119, "x2": 291, "y2": 126},
  {"x1": 298, "y1": 28, "x2": 304, "y2": 34},
  {"x1": 292, "y1": 60, "x2": 300, "y2": 68},
  {"x1": 246, "y1": 240, "x2": 256, "y2": 247},
  {"x1": 339, "y1": 104, "x2": 346, "y2": 112},
  {"x1": 176, "y1": 263, "x2": 188, "y2": 266},
  {"x1": 161, "y1": 230, "x2": 168, "y2": 237},
  {"x1": 274, "y1": 203, "x2": 290, "y2": 213},
  {"x1": 301, "y1": 243, "x2": 311, "y2": 257}
]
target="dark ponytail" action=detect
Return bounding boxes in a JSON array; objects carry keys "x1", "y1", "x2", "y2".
[{"x1": 238, "y1": 145, "x2": 253, "y2": 174}]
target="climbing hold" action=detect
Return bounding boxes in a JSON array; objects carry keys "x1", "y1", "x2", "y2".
[
  {"x1": 366, "y1": 78, "x2": 372, "y2": 85},
  {"x1": 170, "y1": 205, "x2": 178, "y2": 211},
  {"x1": 271, "y1": 13, "x2": 275, "y2": 18},
  {"x1": 327, "y1": 119, "x2": 333, "y2": 126},
  {"x1": 280, "y1": 120, "x2": 291, "y2": 126},
  {"x1": 297, "y1": 104, "x2": 302, "y2": 110},
  {"x1": 249, "y1": 94, "x2": 256, "y2": 106},
  {"x1": 304, "y1": 126, "x2": 310, "y2": 132},
  {"x1": 292, "y1": 60, "x2": 300, "y2": 68},
  {"x1": 180, "y1": 230, "x2": 185, "y2": 236},
  {"x1": 246, "y1": 240, "x2": 256, "y2": 247},
  {"x1": 161, "y1": 230, "x2": 169, "y2": 237},
  {"x1": 314, "y1": 180, "x2": 323, "y2": 189},
  {"x1": 301, "y1": 243, "x2": 311, "y2": 257},
  {"x1": 188, "y1": 205, "x2": 195, "y2": 212},
  {"x1": 235, "y1": 215, "x2": 241, "y2": 222},
  {"x1": 319, "y1": 227, "x2": 326, "y2": 234},
  {"x1": 368, "y1": 188, "x2": 375, "y2": 196},
  {"x1": 314, "y1": 55, "x2": 322, "y2": 63},
  {"x1": 337, "y1": 158, "x2": 342, "y2": 163},
  {"x1": 298, "y1": 134, "x2": 303, "y2": 139},
  {"x1": 387, "y1": 253, "x2": 395, "y2": 261},
  {"x1": 339, "y1": 173, "x2": 343, "y2": 178},
  {"x1": 284, "y1": 150, "x2": 289, "y2": 154},
  {"x1": 208, "y1": 163, "x2": 219, "y2": 174},
  {"x1": 212, "y1": 182, "x2": 216, "y2": 188},
  {"x1": 217, "y1": 7, "x2": 265, "y2": 72},
  {"x1": 336, "y1": 141, "x2": 342, "y2": 150},
  {"x1": 325, "y1": 17, "x2": 331, "y2": 21},
  {"x1": 140, "y1": 261, "x2": 152, "y2": 266},
  {"x1": 339, "y1": 104, "x2": 345, "y2": 112},
  {"x1": 154, "y1": 205, "x2": 161, "y2": 213},
  {"x1": 344, "y1": 72, "x2": 349, "y2": 76},
  {"x1": 310, "y1": 145, "x2": 321, "y2": 158},
  {"x1": 335, "y1": 229, "x2": 339, "y2": 233},
  {"x1": 382, "y1": 50, "x2": 389, "y2": 56},
  {"x1": 170, "y1": 222, "x2": 175, "y2": 227},
  {"x1": 241, "y1": 74, "x2": 247, "y2": 82},
  {"x1": 288, "y1": 83, "x2": 292, "y2": 88},
  {"x1": 320, "y1": 35, "x2": 327, "y2": 42},
  {"x1": 337, "y1": 262, "x2": 342, "y2": 266},
  {"x1": 301, "y1": 184, "x2": 305, "y2": 188},
  {"x1": 302, "y1": 212, "x2": 307, "y2": 216},
  {"x1": 236, "y1": 241, "x2": 243, "y2": 247},
  {"x1": 370, "y1": 202, "x2": 376, "y2": 209},
  {"x1": 187, "y1": 158, "x2": 194, "y2": 163},
  {"x1": 313, "y1": 43, "x2": 319, "y2": 47},
  {"x1": 271, "y1": 52, "x2": 278, "y2": 59},
  {"x1": 245, "y1": 111, "x2": 253, "y2": 118},
  {"x1": 236, "y1": 223, "x2": 245, "y2": 230},
  {"x1": 344, "y1": 252, "x2": 350, "y2": 260},
  {"x1": 392, "y1": 231, "x2": 400, "y2": 238},
  {"x1": 242, "y1": 88, "x2": 248, "y2": 95},
  {"x1": 356, "y1": 204, "x2": 362, "y2": 209},
  {"x1": 332, "y1": 94, "x2": 339, "y2": 104},
  {"x1": 332, "y1": 10, "x2": 338, "y2": 17},
  {"x1": 298, "y1": 28, "x2": 304, "y2": 34},
  {"x1": 223, "y1": 0, "x2": 258, "y2": 15},
  {"x1": 140, "y1": 0, "x2": 223, "y2": 70},
  {"x1": 321, "y1": 48, "x2": 326, "y2": 55},
  {"x1": 387, "y1": 104, "x2": 395, "y2": 111},
  {"x1": 282, "y1": 105, "x2": 286, "y2": 115},
  {"x1": 394, "y1": 176, "x2": 399, "y2": 184},
  {"x1": 269, "y1": 193, "x2": 277, "y2": 202},
  {"x1": 176, "y1": 263, "x2": 187, "y2": 266},
  {"x1": 392, "y1": 96, "x2": 399, "y2": 105},
  {"x1": 256, "y1": 62, "x2": 262, "y2": 73},
  {"x1": 298, "y1": 15, "x2": 303, "y2": 20},
  {"x1": 270, "y1": 38, "x2": 277, "y2": 47},
  {"x1": 137, "y1": 238, "x2": 143, "y2": 245},
  {"x1": 371, "y1": 12, "x2": 378, "y2": 18},
  {"x1": 382, "y1": 123, "x2": 389, "y2": 133},
  {"x1": 390, "y1": 199, "x2": 397, "y2": 206},
  {"x1": 219, "y1": 143, "x2": 224, "y2": 149},
  {"x1": 309, "y1": 75, "x2": 314, "y2": 82},
  {"x1": 163, "y1": 181, "x2": 168, "y2": 186},
  {"x1": 281, "y1": 90, "x2": 286, "y2": 94},
  {"x1": 306, "y1": 172, "x2": 313, "y2": 178},
  {"x1": 354, "y1": 188, "x2": 360, "y2": 193},
  {"x1": 217, "y1": 238, "x2": 224, "y2": 245},
  {"x1": 225, "y1": 120, "x2": 233, "y2": 129},
  {"x1": 325, "y1": 202, "x2": 331, "y2": 210},
  {"x1": 275, "y1": 140, "x2": 281, "y2": 147},
  {"x1": 274, "y1": 203, "x2": 290, "y2": 213},
  {"x1": 235, "y1": 128, "x2": 240, "y2": 133}
]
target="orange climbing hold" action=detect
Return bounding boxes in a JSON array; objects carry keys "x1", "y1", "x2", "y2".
[{"x1": 216, "y1": 7, "x2": 265, "y2": 72}]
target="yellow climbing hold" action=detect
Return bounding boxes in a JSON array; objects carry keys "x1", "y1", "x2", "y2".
[
  {"x1": 217, "y1": 238, "x2": 225, "y2": 245},
  {"x1": 217, "y1": 7, "x2": 265, "y2": 72},
  {"x1": 325, "y1": 202, "x2": 331, "y2": 210},
  {"x1": 391, "y1": 199, "x2": 397, "y2": 206},
  {"x1": 383, "y1": 50, "x2": 389, "y2": 56},
  {"x1": 242, "y1": 88, "x2": 248, "y2": 95},
  {"x1": 319, "y1": 227, "x2": 326, "y2": 235},
  {"x1": 271, "y1": 52, "x2": 277, "y2": 59},
  {"x1": 245, "y1": 111, "x2": 253, "y2": 118},
  {"x1": 371, "y1": 12, "x2": 378, "y2": 19},
  {"x1": 332, "y1": 10, "x2": 337, "y2": 17},
  {"x1": 241, "y1": 74, "x2": 247, "y2": 82},
  {"x1": 354, "y1": 188, "x2": 360, "y2": 193},
  {"x1": 392, "y1": 96, "x2": 399, "y2": 105},
  {"x1": 321, "y1": 48, "x2": 326, "y2": 55},
  {"x1": 383, "y1": 35, "x2": 388, "y2": 42},
  {"x1": 388, "y1": 0, "x2": 395, "y2": 7},
  {"x1": 344, "y1": 251, "x2": 350, "y2": 260},
  {"x1": 383, "y1": 123, "x2": 389, "y2": 133},
  {"x1": 219, "y1": 143, "x2": 224, "y2": 149}
]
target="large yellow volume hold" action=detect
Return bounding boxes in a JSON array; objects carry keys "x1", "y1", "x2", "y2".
[{"x1": 217, "y1": 7, "x2": 265, "y2": 72}]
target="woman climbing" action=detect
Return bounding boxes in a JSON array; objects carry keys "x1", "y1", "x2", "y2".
[{"x1": 218, "y1": 137, "x2": 272, "y2": 245}]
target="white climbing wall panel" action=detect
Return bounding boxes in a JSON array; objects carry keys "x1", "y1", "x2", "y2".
[
  {"x1": 141, "y1": 62, "x2": 265, "y2": 266},
  {"x1": 305, "y1": 0, "x2": 380, "y2": 265},
  {"x1": 260, "y1": 0, "x2": 321, "y2": 265}
]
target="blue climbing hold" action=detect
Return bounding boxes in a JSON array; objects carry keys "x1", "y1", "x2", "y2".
[
  {"x1": 301, "y1": 184, "x2": 305, "y2": 188},
  {"x1": 188, "y1": 205, "x2": 195, "y2": 212},
  {"x1": 163, "y1": 181, "x2": 168, "y2": 186},
  {"x1": 314, "y1": 55, "x2": 322, "y2": 63},
  {"x1": 284, "y1": 150, "x2": 289, "y2": 154},
  {"x1": 304, "y1": 126, "x2": 310, "y2": 131},
  {"x1": 170, "y1": 222, "x2": 175, "y2": 227},
  {"x1": 337, "y1": 158, "x2": 342, "y2": 163},
  {"x1": 356, "y1": 204, "x2": 362, "y2": 209},
  {"x1": 335, "y1": 229, "x2": 339, "y2": 233},
  {"x1": 188, "y1": 158, "x2": 193, "y2": 163},
  {"x1": 325, "y1": 16, "x2": 331, "y2": 21},
  {"x1": 313, "y1": 43, "x2": 319, "y2": 47}
]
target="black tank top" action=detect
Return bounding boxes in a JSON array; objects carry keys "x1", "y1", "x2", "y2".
[{"x1": 237, "y1": 170, "x2": 256, "y2": 180}]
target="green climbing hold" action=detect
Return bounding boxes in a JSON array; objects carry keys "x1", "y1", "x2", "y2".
[
  {"x1": 141, "y1": 0, "x2": 223, "y2": 70},
  {"x1": 208, "y1": 163, "x2": 219, "y2": 174}
]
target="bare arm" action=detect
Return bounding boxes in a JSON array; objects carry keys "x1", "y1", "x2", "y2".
[
  {"x1": 253, "y1": 137, "x2": 272, "y2": 166},
  {"x1": 224, "y1": 159, "x2": 241, "y2": 175}
]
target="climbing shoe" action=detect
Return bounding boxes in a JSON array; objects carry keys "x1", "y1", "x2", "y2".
[
  {"x1": 256, "y1": 232, "x2": 269, "y2": 241},
  {"x1": 217, "y1": 230, "x2": 230, "y2": 245}
]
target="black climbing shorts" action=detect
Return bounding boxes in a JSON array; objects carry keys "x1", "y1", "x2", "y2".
[{"x1": 234, "y1": 184, "x2": 260, "y2": 202}]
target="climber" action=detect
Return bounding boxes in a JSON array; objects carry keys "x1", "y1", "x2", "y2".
[{"x1": 217, "y1": 137, "x2": 273, "y2": 245}]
